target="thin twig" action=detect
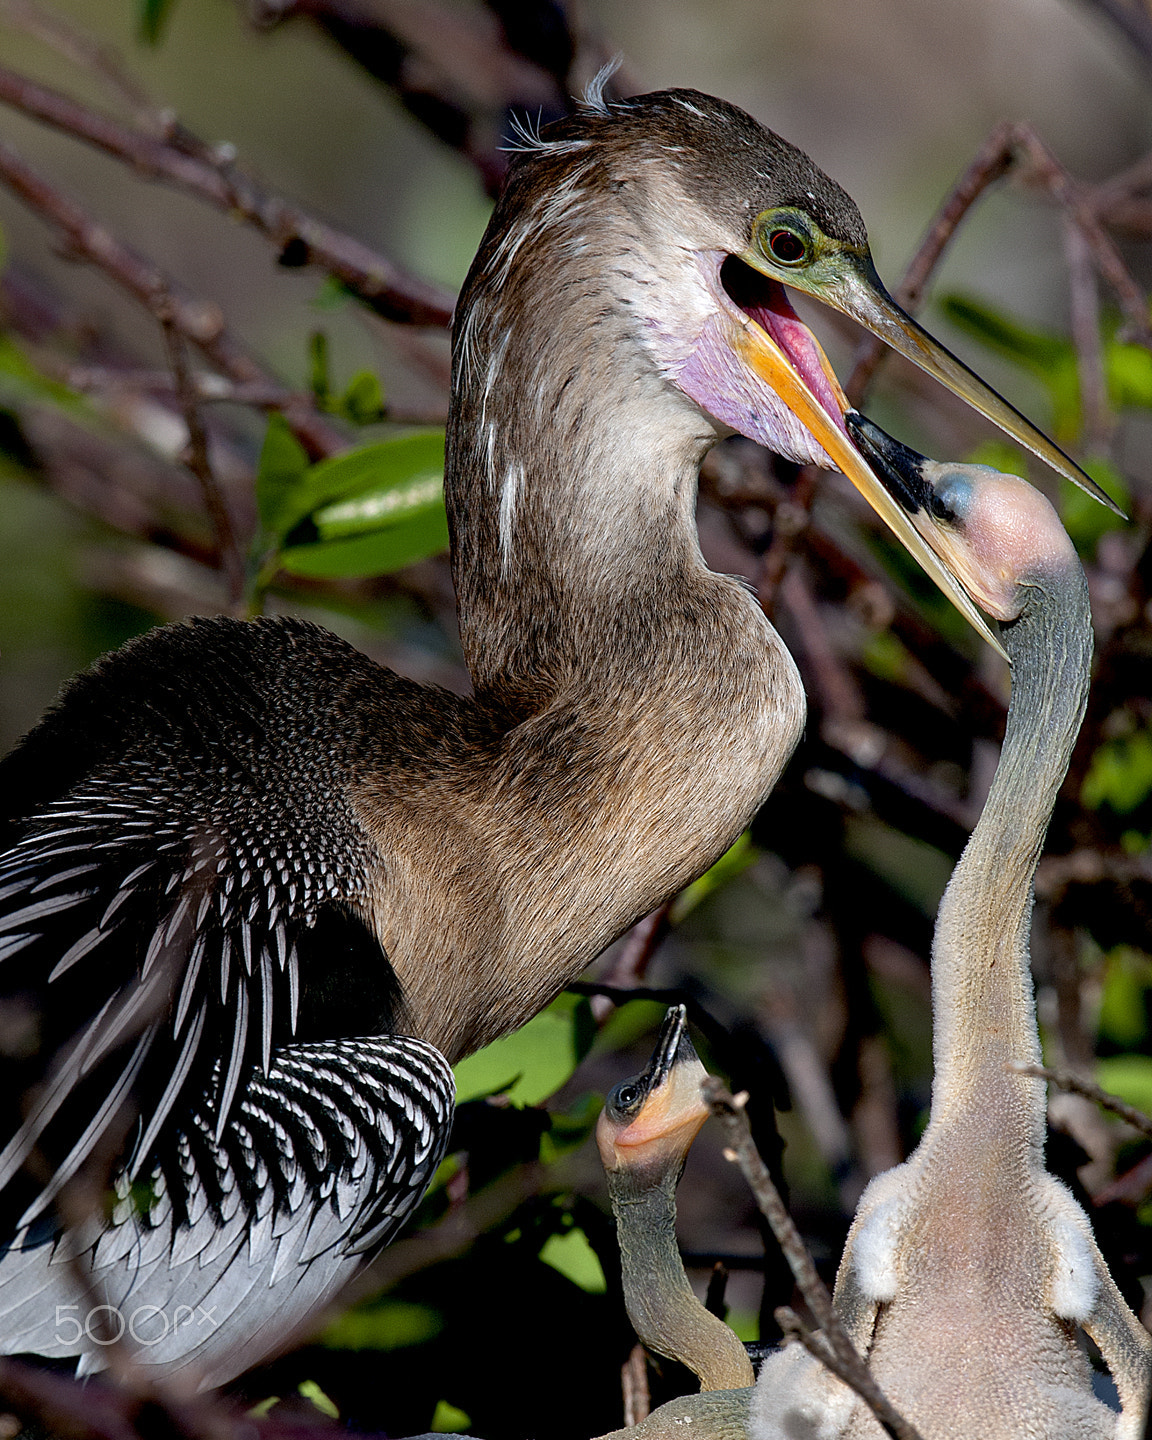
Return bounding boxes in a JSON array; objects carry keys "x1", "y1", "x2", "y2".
[
  {"x1": 0, "y1": 137, "x2": 344, "y2": 459},
  {"x1": 621, "y1": 1343, "x2": 650, "y2": 1427},
  {"x1": 846, "y1": 122, "x2": 1016, "y2": 405},
  {"x1": 1009, "y1": 122, "x2": 1152, "y2": 348},
  {"x1": 0, "y1": 62, "x2": 455, "y2": 327},
  {"x1": 774, "y1": 1308, "x2": 910, "y2": 1440},
  {"x1": 755, "y1": 464, "x2": 817, "y2": 612},
  {"x1": 1073, "y1": 0, "x2": 1152, "y2": 75},
  {"x1": 1006, "y1": 1061, "x2": 1152, "y2": 1139},
  {"x1": 1063, "y1": 212, "x2": 1110, "y2": 445},
  {"x1": 778, "y1": 561, "x2": 865, "y2": 725},
  {"x1": 702, "y1": 1078, "x2": 924, "y2": 1440},
  {"x1": 0, "y1": 0, "x2": 156, "y2": 119},
  {"x1": 159, "y1": 318, "x2": 245, "y2": 608},
  {"x1": 846, "y1": 117, "x2": 1152, "y2": 409},
  {"x1": 590, "y1": 904, "x2": 673, "y2": 1022},
  {"x1": 56, "y1": 364, "x2": 446, "y2": 424}
]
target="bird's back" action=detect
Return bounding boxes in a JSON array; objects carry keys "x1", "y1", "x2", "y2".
[{"x1": 0, "y1": 616, "x2": 464, "y2": 1383}]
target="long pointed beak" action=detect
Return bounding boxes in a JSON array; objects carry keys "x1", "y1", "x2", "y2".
[
  {"x1": 828, "y1": 257, "x2": 1122, "y2": 517},
  {"x1": 733, "y1": 312, "x2": 1008, "y2": 657}
]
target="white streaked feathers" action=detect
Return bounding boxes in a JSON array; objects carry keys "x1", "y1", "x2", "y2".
[
  {"x1": 498, "y1": 461, "x2": 524, "y2": 565},
  {"x1": 0, "y1": 1037, "x2": 453, "y2": 1387}
]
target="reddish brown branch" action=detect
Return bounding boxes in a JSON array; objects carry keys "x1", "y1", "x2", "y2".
[
  {"x1": 0, "y1": 137, "x2": 345, "y2": 459},
  {"x1": 0, "y1": 62, "x2": 455, "y2": 328},
  {"x1": 845, "y1": 123, "x2": 1016, "y2": 404},
  {"x1": 846, "y1": 119, "x2": 1152, "y2": 408},
  {"x1": 1007, "y1": 1061, "x2": 1152, "y2": 1140},
  {"x1": 159, "y1": 318, "x2": 245, "y2": 609}
]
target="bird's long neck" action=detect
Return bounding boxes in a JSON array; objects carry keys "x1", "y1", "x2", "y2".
[
  {"x1": 447, "y1": 324, "x2": 717, "y2": 712},
  {"x1": 608, "y1": 1167, "x2": 755, "y2": 1392},
  {"x1": 446, "y1": 149, "x2": 733, "y2": 711},
  {"x1": 926, "y1": 564, "x2": 1092, "y2": 1152}
]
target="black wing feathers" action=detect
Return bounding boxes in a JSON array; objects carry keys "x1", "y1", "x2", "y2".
[{"x1": 0, "y1": 617, "x2": 411, "y2": 1232}]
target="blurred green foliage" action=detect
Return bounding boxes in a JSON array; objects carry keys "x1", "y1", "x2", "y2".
[
  {"x1": 137, "y1": 0, "x2": 176, "y2": 45},
  {"x1": 251, "y1": 416, "x2": 449, "y2": 601},
  {"x1": 1082, "y1": 728, "x2": 1152, "y2": 817},
  {"x1": 453, "y1": 993, "x2": 596, "y2": 1105}
]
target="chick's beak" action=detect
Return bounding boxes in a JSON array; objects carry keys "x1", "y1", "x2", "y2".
[
  {"x1": 597, "y1": 1006, "x2": 710, "y2": 1173},
  {"x1": 730, "y1": 302, "x2": 1005, "y2": 654}
]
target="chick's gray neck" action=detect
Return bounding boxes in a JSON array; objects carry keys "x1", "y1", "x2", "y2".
[{"x1": 927, "y1": 561, "x2": 1092, "y2": 1152}]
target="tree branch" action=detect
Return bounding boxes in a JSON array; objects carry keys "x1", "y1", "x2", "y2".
[
  {"x1": 846, "y1": 118, "x2": 1152, "y2": 409},
  {"x1": 703, "y1": 1079, "x2": 924, "y2": 1440},
  {"x1": 0, "y1": 136, "x2": 345, "y2": 459},
  {"x1": 0, "y1": 62, "x2": 455, "y2": 327},
  {"x1": 158, "y1": 317, "x2": 245, "y2": 609},
  {"x1": 1006, "y1": 1061, "x2": 1152, "y2": 1140}
]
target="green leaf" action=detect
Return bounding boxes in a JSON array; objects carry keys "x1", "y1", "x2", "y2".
[
  {"x1": 137, "y1": 0, "x2": 177, "y2": 44},
  {"x1": 254, "y1": 413, "x2": 310, "y2": 540},
  {"x1": 593, "y1": 999, "x2": 669, "y2": 1055},
  {"x1": 940, "y1": 294, "x2": 1071, "y2": 373},
  {"x1": 279, "y1": 504, "x2": 449, "y2": 578},
  {"x1": 321, "y1": 1298, "x2": 443, "y2": 1352},
  {"x1": 282, "y1": 430, "x2": 445, "y2": 539},
  {"x1": 305, "y1": 430, "x2": 444, "y2": 503},
  {"x1": 1098, "y1": 947, "x2": 1152, "y2": 1049},
  {"x1": 297, "y1": 1381, "x2": 339, "y2": 1419},
  {"x1": 539, "y1": 1092, "x2": 603, "y2": 1164},
  {"x1": 313, "y1": 274, "x2": 356, "y2": 311},
  {"x1": 0, "y1": 336, "x2": 83, "y2": 412},
  {"x1": 340, "y1": 369, "x2": 385, "y2": 425},
  {"x1": 431, "y1": 1401, "x2": 472, "y2": 1434},
  {"x1": 940, "y1": 294, "x2": 1079, "y2": 437},
  {"x1": 1059, "y1": 456, "x2": 1128, "y2": 556},
  {"x1": 453, "y1": 993, "x2": 595, "y2": 1105},
  {"x1": 963, "y1": 440, "x2": 1028, "y2": 478},
  {"x1": 861, "y1": 630, "x2": 910, "y2": 685},
  {"x1": 670, "y1": 832, "x2": 757, "y2": 924},
  {"x1": 539, "y1": 1227, "x2": 607, "y2": 1293},
  {"x1": 1106, "y1": 338, "x2": 1152, "y2": 410},
  {"x1": 1081, "y1": 728, "x2": 1152, "y2": 814},
  {"x1": 1097, "y1": 1055, "x2": 1152, "y2": 1119},
  {"x1": 313, "y1": 472, "x2": 444, "y2": 540}
]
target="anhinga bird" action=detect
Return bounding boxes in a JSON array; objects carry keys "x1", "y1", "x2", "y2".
[
  {"x1": 0, "y1": 86, "x2": 1112, "y2": 1386},
  {"x1": 597, "y1": 1005, "x2": 753, "y2": 1395},
  {"x1": 751, "y1": 421, "x2": 1152, "y2": 1439}
]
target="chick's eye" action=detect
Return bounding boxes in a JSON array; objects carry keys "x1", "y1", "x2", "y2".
[
  {"x1": 615, "y1": 1083, "x2": 640, "y2": 1109},
  {"x1": 929, "y1": 474, "x2": 972, "y2": 525},
  {"x1": 766, "y1": 228, "x2": 807, "y2": 264}
]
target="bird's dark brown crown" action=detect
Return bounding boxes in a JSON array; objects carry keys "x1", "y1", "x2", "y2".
[{"x1": 503, "y1": 87, "x2": 867, "y2": 252}]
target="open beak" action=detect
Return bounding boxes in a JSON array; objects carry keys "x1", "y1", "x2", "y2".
[
  {"x1": 731, "y1": 304, "x2": 1007, "y2": 656},
  {"x1": 826, "y1": 256, "x2": 1121, "y2": 517}
]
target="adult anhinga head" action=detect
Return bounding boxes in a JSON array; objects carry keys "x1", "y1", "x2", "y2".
[
  {"x1": 597, "y1": 1006, "x2": 753, "y2": 1395},
  {"x1": 451, "y1": 87, "x2": 1113, "y2": 679}
]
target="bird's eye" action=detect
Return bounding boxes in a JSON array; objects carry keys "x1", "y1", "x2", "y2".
[
  {"x1": 766, "y1": 228, "x2": 808, "y2": 265},
  {"x1": 613, "y1": 1082, "x2": 641, "y2": 1111},
  {"x1": 929, "y1": 474, "x2": 973, "y2": 526}
]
